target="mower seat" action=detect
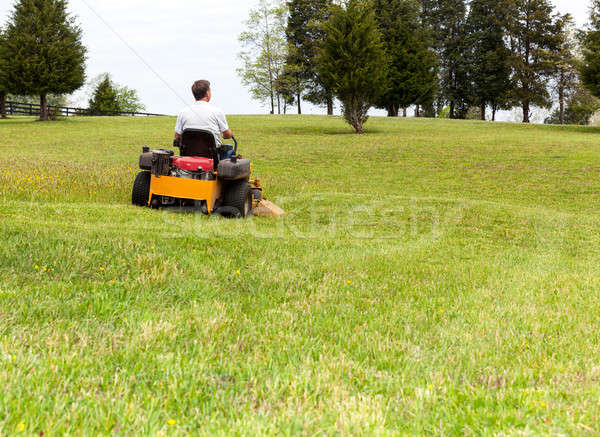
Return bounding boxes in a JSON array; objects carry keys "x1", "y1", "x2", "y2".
[{"x1": 178, "y1": 129, "x2": 219, "y2": 166}]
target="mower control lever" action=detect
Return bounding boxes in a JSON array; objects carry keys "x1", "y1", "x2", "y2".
[{"x1": 232, "y1": 136, "x2": 238, "y2": 154}]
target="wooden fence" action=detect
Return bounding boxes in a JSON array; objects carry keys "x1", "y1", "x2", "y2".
[{"x1": 4, "y1": 101, "x2": 167, "y2": 117}]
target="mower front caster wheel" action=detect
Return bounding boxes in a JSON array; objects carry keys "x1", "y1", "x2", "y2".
[{"x1": 132, "y1": 171, "x2": 151, "y2": 206}]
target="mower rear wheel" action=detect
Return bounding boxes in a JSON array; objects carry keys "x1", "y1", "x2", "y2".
[
  {"x1": 221, "y1": 181, "x2": 252, "y2": 218},
  {"x1": 132, "y1": 171, "x2": 151, "y2": 206}
]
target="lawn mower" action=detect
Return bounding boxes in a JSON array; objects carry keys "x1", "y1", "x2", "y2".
[{"x1": 131, "y1": 129, "x2": 283, "y2": 217}]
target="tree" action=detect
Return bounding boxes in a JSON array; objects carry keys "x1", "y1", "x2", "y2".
[
  {"x1": 467, "y1": 0, "x2": 512, "y2": 121},
  {"x1": 544, "y1": 81, "x2": 600, "y2": 125},
  {"x1": 374, "y1": 0, "x2": 438, "y2": 117},
  {"x1": 505, "y1": 0, "x2": 565, "y2": 123},
  {"x1": 580, "y1": 0, "x2": 600, "y2": 100},
  {"x1": 0, "y1": 28, "x2": 7, "y2": 119},
  {"x1": 318, "y1": 0, "x2": 388, "y2": 133},
  {"x1": 115, "y1": 85, "x2": 145, "y2": 113},
  {"x1": 88, "y1": 75, "x2": 120, "y2": 114},
  {"x1": 238, "y1": 0, "x2": 288, "y2": 114},
  {"x1": 88, "y1": 74, "x2": 145, "y2": 114},
  {"x1": 421, "y1": 0, "x2": 472, "y2": 119},
  {"x1": 550, "y1": 18, "x2": 579, "y2": 125},
  {"x1": 2, "y1": 0, "x2": 86, "y2": 121},
  {"x1": 286, "y1": 0, "x2": 334, "y2": 114}
]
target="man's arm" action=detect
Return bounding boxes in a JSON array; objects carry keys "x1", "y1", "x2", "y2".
[
  {"x1": 174, "y1": 113, "x2": 183, "y2": 140},
  {"x1": 222, "y1": 129, "x2": 233, "y2": 140}
]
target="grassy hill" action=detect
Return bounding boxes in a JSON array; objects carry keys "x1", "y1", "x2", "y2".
[{"x1": 1, "y1": 115, "x2": 600, "y2": 435}]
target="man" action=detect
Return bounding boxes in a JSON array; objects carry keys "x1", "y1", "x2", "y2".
[{"x1": 174, "y1": 80, "x2": 235, "y2": 159}]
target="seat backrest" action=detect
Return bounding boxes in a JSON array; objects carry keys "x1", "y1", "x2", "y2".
[{"x1": 180, "y1": 129, "x2": 218, "y2": 165}]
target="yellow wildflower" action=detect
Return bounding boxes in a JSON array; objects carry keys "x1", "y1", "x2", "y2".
[
  {"x1": 168, "y1": 419, "x2": 177, "y2": 426},
  {"x1": 18, "y1": 423, "x2": 25, "y2": 431}
]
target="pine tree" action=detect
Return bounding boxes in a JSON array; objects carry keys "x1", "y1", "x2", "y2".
[
  {"x1": 580, "y1": 0, "x2": 600, "y2": 100},
  {"x1": 506, "y1": 0, "x2": 564, "y2": 123},
  {"x1": 374, "y1": 0, "x2": 438, "y2": 117},
  {"x1": 2, "y1": 0, "x2": 86, "y2": 121},
  {"x1": 467, "y1": 0, "x2": 512, "y2": 121},
  {"x1": 88, "y1": 75, "x2": 120, "y2": 114},
  {"x1": 318, "y1": 0, "x2": 388, "y2": 133},
  {"x1": 421, "y1": 0, "x2": 472, "y2": 119},
  {"x1": 286, "y1": 0, "x2": 334, "y2": 114}
]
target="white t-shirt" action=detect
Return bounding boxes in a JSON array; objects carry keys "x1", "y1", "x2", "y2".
[{"x1": 175, "y1": 100, "x2": 229, "y2": 145}]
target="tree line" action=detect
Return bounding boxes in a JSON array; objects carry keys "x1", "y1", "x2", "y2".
[{"x1": 238, "y1": 0, "x2": 600, "y2": 132}]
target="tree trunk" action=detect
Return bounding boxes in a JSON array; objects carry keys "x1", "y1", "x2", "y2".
[
  {"x1": 277, "y1": 94, "x2": 281, "y2": 115},
  {"x1": 297, "y1": 92, "x2": 301, "y2": 115},
  {"x1": 480, "y1": 103, "x2": 486, "y2": 121},
  {"x1": 40, "y1": 94, "x2": 49, "y2": 121},
  {"x1": 0, "y1": 92, "x2": 6, "y2": 119},
  {"x1": 522, "y1": 100, "x2": 530, "y2": 123},
  {"x1": 415, "y1": 105, "x2": 420, "y2": 118},
  {"x1": 270, "y1": 90, "x2": 274, "y2": 114},
  {"x1": 492, "y1": 107, "x2": 496, "y2": 122},
  {"x1": 327, "y1": 97, "x2": 333, "y2": 116},
  {"x1": 387, "y1": 105, "x2": 399, "y2": 117},
  {"x1": 558, "y1": 82, "x2": 565, "y2": 125},
  {"x1": 449, "y1": 101, "x2": 455, "y2": 119},
  {"x1": 402, "y1": 107, "x2": 407, "y2": 117}
]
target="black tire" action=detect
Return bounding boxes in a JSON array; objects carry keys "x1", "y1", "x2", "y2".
[
  {"x1": 221, "y1": 181, "x2": 252, "y2": 218},
  {"x1": 132, "y1": 171, "x2": 151, "y2": 206}
]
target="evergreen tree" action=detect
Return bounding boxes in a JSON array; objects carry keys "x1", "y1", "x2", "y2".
[
  {"x1": 0, "y1": 28, "x2": 7, "y2": 119},
  {"x1": 318, "y1": 0, "x2": 388, "y2": 133},
  {"x1": 580, "y1": 0, "x2": 600, "y2": 100},
  {"x1": 88, "y1": 75, "x2": 120, "y2": 114},
  {"x1": 374, "y1": 0, "x2": 437, "y2": 117},
  {"x1": 505, "y1": 0, "x2": 564, "y2": 123},
  {"x1": 286, "y1": 0, "x2": 334, "y2": 114},
  {"x1": 421, "y1": 0, "x2": 472, "y2": 119},
  {"x1": 467, "y1": 0, "x2": 512, "y2": 121},
  {"x1": 2, "y1": 0, "x2": 86, "y2": 121}
]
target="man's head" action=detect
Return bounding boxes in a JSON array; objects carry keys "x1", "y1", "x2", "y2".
[{"x1": 192, "y1": 80, "x2": 211, "y2": 101}]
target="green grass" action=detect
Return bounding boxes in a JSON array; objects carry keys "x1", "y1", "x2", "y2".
[{"x1": 1, "y1": 115, "x2": 600, "y2": 435}]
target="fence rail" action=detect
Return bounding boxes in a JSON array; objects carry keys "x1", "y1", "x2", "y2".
[{"x1": 4, "y1": 101, "x2": 168, "y2": 117}]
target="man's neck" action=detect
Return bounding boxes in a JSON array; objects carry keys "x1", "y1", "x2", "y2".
[{"x1": 197, "y1": 98, "x2": 209, "y2": 103}]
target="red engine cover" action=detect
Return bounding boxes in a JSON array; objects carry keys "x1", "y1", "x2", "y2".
[{"x1": 173, "y1": 157, "x2": 214, "y2": 172}]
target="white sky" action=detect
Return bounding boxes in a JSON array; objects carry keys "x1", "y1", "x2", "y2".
[{"x1": 0, "y1": 0, "x2": 591, "y2": 115}]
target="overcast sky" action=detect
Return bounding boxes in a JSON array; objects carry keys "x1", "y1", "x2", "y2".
[{"x1": 0, "y1": 0, "x2": 592, "y2": 116}]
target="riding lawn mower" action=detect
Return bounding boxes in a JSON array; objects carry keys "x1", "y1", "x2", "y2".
[{"x1": 131, "y1": 129, "x2": 283, "y2": 217}]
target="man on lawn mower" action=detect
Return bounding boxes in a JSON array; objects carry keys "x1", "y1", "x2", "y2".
[{"x1": 174, "y1": 80, "x2": 235, "y2": 160}]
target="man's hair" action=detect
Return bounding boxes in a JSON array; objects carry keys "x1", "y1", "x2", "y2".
[{"x1": 192, "y1": 80, "x2": 211, "y2": 100}]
